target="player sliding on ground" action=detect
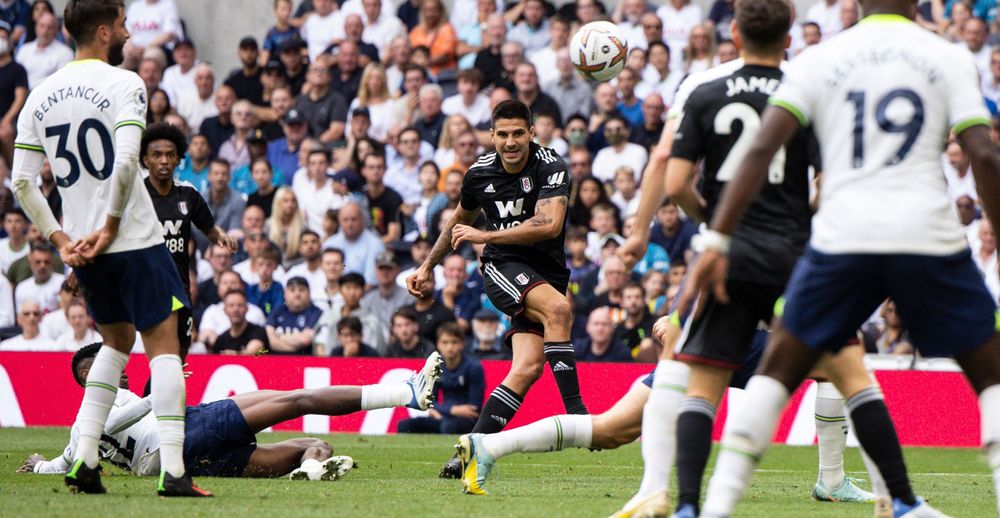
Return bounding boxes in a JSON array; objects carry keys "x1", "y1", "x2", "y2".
[
  {"x1": 19, "y1": 343, "x2": 442, "y2": 480},
  {"x1": 11, "y1": 0, "x2": 201, "y2": 496},
  {"x1": 687, "y1": 0, "x2": 1000, "y2": 516},
  {"x1": 407, "y1": 100, "x2": 587, "y2": 478}
]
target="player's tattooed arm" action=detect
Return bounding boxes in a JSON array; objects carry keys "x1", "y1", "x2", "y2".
[
  {"x1": 462, "y1": 195, "x2": 568, "y2": 246},
  {"x1": 427, "y1": 205, "x2": 481, "y2": 267}
]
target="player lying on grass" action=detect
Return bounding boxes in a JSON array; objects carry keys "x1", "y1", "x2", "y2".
[
  {"x1": 19, "y1": 343, "x2": 442, "y2": 480},
  {"x1": 456, "y1": 322, "x2": 871, "y2": 507}
]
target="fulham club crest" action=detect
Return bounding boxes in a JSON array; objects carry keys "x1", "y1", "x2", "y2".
[
  {"x1": 515, "y1": 273, "x2": 529, "y2": 285},
  {"x1": 177, "y1": 201, "x2": 188, "y2": 215},
  {"x1": 520, "y1": 177, "x2": 533, "y2": 193}
]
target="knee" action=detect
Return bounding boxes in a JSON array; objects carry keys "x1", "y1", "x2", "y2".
[
  {"x1": 543, "y1": 299, "x2": 573, "y2": 327},
  {"x1": 508, "y1": 360, "x2": 544, "y2": 389}
]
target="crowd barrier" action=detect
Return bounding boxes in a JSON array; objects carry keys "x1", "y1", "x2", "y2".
[{"x1": 0, "y1": 353, "x2": 982, "y2": 447}]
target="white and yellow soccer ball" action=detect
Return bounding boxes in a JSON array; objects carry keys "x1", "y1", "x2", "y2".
[{"x1": 569, "y1": 20, "x2": 629, "y2": 83}]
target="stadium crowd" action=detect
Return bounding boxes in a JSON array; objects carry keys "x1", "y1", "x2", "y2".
[{"x1": 0, "y1": 0, "x2": 997, "y2": 364}]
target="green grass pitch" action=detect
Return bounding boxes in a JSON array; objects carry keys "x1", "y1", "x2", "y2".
[{"x1": 0, "y1": 427, "x2": 994, "y2": 517}]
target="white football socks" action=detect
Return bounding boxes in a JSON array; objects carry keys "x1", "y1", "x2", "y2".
[
  {"x1": 978, "y1": 384, "x2": 1000, "y2": 515},
  {"x1": 150, "y1": 354, "x2": 187, "y2": 477},
  {"x1": 361, "y1": 383, "x2": 412, "y2": 410},
  {"x1": 626, "y1": 360, "x2": 690, "y2": 508},
  {"x1": 74, "y1": 346, "x2": 129, "y2": 468},
  {"x1": 702, "y1": 375, "x2": 789, "y2": 517},
  {"x1": 814, "y1": 382, "x2": 848, "y2": 488},
  {"x1": 481, "y1": 414, "x2": 592, "y2": 460}
]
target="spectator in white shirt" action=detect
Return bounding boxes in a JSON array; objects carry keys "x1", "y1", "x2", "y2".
[
  {"x1": 175, "y1": 64, "x2": 218, "y2": 131},
  {"x1": 124, "y1": 0, "x2": 183, "y2": 67},
  {"x1": 301, "y1": 0, "x2": 346, "y2": 61},
  {"x1": 14, "y1": 242, "x2": 64, "y2": 314},
  {"x1": 805, "y1": 0, "x2": 842, "y2": 39},
  {"x1": 657, "y1": 0, "x2": 703, "y2": 71},
  {"x1": 0, "y1": 273, "x2": 12, "y2": 328},
  {"x1": 385, "y1": 127, "x2": 424, "y2": 204},
  {"x1": 293, "y1": 148, "x2": 350, "y2": 231},
  {"x1": 1, "y1": 301, "x2": 44, "y2": 351},
  {"x1": 961, "y1": 16, "x2": 991, "y2": 80},
  {"x1": 160, "y1": 38, "x2": 198, "y2": 103},
  {"x1": 361, "y1": 0, "x2": 406, "y2": 61},
  {"x1": 973, "y1": 218, "x2": 999, "y2": 302},
  {"x1": 612, "y1": 0, "x2": 650, "y2": 52},
  {"x1": 284, "y1": 230, "x2": 327, "y2": 292},
  {"x1": 982, "y1": 48, "x2": 1000, "y2": 106},
  {"x1": 55, "y1": 301, "x2": 102, "y2": 352},
  {"x1": 441, "y1": 69, "x2": 491, "y2": 127},
  {"x1": 943, "y1": 140, "x2": 977, "y2": 202},
  {"x1": 507, "y1": 0, "x2": 550, "y2": 54},
  {"x1": 527, "y1": 15, "x2": 570, "y2": 88},
  {"x1": 0, "y1": 208, "x2": 29, "y2": 276},
  {"x1": 39, "y1": 279, "x2": 75, "y2": 340},
  {"x1": 15, "y1": 12, "x2": 72, "y2": 89},
  {"x1": 592, "y1": 115, "x2": 648, "y2": 183}
]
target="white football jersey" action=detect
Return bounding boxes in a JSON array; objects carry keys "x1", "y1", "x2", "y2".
[
  {"x1": 771, "y1": 15, "x2": 989, "y2": 255},
  {"x1": 14, "y1": 60, "x2": 163, "y2": 254}
]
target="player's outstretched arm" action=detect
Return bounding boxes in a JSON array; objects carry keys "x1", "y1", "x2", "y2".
[
  {"x1": 619, "y1": 118, "x2": 679, "y2": 269},
  {"x1": 958, "y1": 125, "x2": 1000, "y2": 233},
  {"x1": 406, "y1": 204, "x2": 481, "y2": 296},
  {"x1": 10, "y1": 148, "x2": 78, "y2": 261},
  {"x1": 664, "y1": 157, "x2": 706, "y2": 223},
  {"x1": 454, "y1": 195, "x2": 567, "y2": 246}
]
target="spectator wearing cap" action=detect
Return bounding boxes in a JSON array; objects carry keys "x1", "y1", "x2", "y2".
[
  {"x1": 323, "y1": 201, "x2": 385, "y2": 286},
  {"x1": 200, "y1": 85, "x2": 237, "y2": 155},
  {"x1": 224, "y1": 37, "x2": 265, "y2": 106},
  {"x1": 513, "y1": 63, "x2": 562, "y2": 126},
  {"x1": 284, "y1": 230, "x2": 326, "y2": 290},
  {"x1": 278, "y1": 37, "x2": 308, "y2": 94},
  {"x1": 329, "y1": 316, "x2": 381, "y2": 357},
  {"x1": 466, "y1": 309, "x2": 510, "y2": 360},
  {"x1": 362, "y1": 0, "x2": 406, "y2": 61},
  {"x1": 124, "y1": 0, "x2": 183, "y2": 68},
  {"x1": 246, "y1": 247, "x2": 285, "y2": 316},
  {"x1": 361, "y1": 251, "x2": 414, "y2": 328},
  {"x1": 0, "y1": 20, "x2": 27, "y2": 171},
  {"x1": 442, "y1": 69, "x2": 490, "y2": 127},
  {"x1": 415, "y1": 84, "x2": 446, "y2": 147},
  {"x1": 295, "y1": 61, "x2": 349, "y2": 144},
  {"x1": 430, "y1": 258, "x2": 488, "y2": 340},
  {"x1": 267, "y1": 108, "x2": 309, "y2": 183},
  {"x1": 161, "y1": 38, "x2": 199, "y2": 103},
  {"x1": 0, "y1": 0, "x2": 28, "y2": 45},
  {"x1": 574, "y1": 306, "x2": 632, "y2": 362},
  {"x1": 14, "y1": 241, "x2": 63, "y2": 314},
  {"x1": 397, "y1": 322, "x2": 484, "y2": 434},
  {"x1": 301, "y1": 0, "x2": 346, "y2": 61},
  {"x1": 316, "y1": 272, "x2": 386, "y2": 354},
  {"x1": 507, "y1": 0, "x2": 550, "y2": 54},
  {"x1": 543, "y1": 49, "x2": 591, "y2": 125},
  {"x1": 265, "y1": 276, "x2": 323, "y2": 355},
  {"x1": 473, "y1": 14, "x2": 508, "y2": 89},
  {"x1": 176, "y1": 64, "x2": 217, "y2": 131},
  {"x1": 261, "y1": 0, "x2": 300, "y2": 66},
  {"x1": 386, "y1": 307, "x2": 436, "y2": 358},
  {"x1": 14, "y1": 11, "x2": 71, "y2": 89},
  {"x1": 0, "y1": 301, "x2": 44, "y2": 351},
  {"x1": 592, "y1": 115, "x2": 648, "y2": 184}
]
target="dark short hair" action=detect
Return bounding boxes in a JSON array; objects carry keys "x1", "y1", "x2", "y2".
[
  {"x1": 363, "y1": 152, "x2": 386, "y2": 167},
  {"x1": 399, "y1": 126, "x2": 421, "y2": 141},
  {"x1": 491, "y1": 100, "x2": 532, "y2": 129},
  {"x1": 623, "y1": 281, "x2": 645, "y2": 296},
  {"x1": 30, "y1": 241, "x2": 56, "y2": 254},
  {"x1": 735, "y1": 0, "x2": 792, "y2": 53},
  {"x1": 321, "y1": 247, "x2": 344, "y2": 261},
  {"x1": 419, "y1": 160, "x2": 440, "y2": 178},
  {"x1": 210, "y1": 158, "x2": 231, "y2": 171},
  {"x1": 456, "y1": 68, "x2": 483, "y2": 86},
  {"x1": 3, "y1": 207, "x2": 26, "y2": 220},
  {"x1": 565, "y1": 225, "x2": 589, "y2": 242},
  {"x1": 604, "y1": 114, "x2": 628, "y2": 130},
  {"x1": 392, "y1": 307, "x2": 419, "y2": 325},
  {"x1": 308, "y1": 148, "x2": 330, "y2": 162},
  {"x1": 647, "y1": 40, "x2": 670, "y2": 57},
  {"x1": 301, "y1": 229, "x2": 320, "y2": 241},
  {"x1": 337, "y1": 316, "x2": 363, "y2": 335},
  {"x1": 223, "y1": 287, "x2": 247, "y2": 300},
  {"x1": 250, "y1": 157, "x2": 273, "y2": 172},
  {"x1": 141, "y1": 122, "x2": 188, "y2": 159},
  {"x1": 64, "y1": 0, "x2": 124, "y2": 46},
  {"x1": 254, "y1": 246, "x2": 281, "y2": 264},
  {"x1": 802, "y1": 21, "x2": 821, "y2": 33},
  {"x1": 71, "y1": 342, "x2": 104, "y2": 386},
  {"x1": 340, "y1": 272, "x2": 365, "y2": 287},
  {"x1": 436, "y1": 321, "x2": 464, "y2": 341}
]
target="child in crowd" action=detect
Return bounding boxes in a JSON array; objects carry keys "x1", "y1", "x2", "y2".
[
  {"x1": 261, "y1": 0, "x2": 300, "y2": 65},
  {"x1": 247, "y1": 247, "x2": 284, "y2": 316}
]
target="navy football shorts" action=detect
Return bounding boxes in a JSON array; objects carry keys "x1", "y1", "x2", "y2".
[
  {"x1": 780, "y1": 246, "x2": 999, "y2": 356},
  {"x1": 75, "y1": 244, "x2": 190, "y2": 332},
  {"x1": 642, "y1": 328, "x2": 766, "y2": 390},
  {"x1": 183, "y1": 399, "x2": 257, "y2": 477}
]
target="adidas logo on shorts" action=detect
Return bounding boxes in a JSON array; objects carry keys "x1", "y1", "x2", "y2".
[
  {"x1": 552, "y1": 361, "x2": 574, "y2": 372},
  {"x1": 484, "y1": 183, "x2": 495, "y2": 193},
  {"x1": 491, "y1": 415, "x2": 508, "y2": 426}
]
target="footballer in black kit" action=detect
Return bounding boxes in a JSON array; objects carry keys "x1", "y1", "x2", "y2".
[
  {"x1": 459, "y1": 141, "x2": 571, "y2": 341},
  {"x1": 670, "y1": 63, "x2": 819, "y2": 369},
  {"x1": 141, "y1": 122, "x2": 237, "y2": 359}
]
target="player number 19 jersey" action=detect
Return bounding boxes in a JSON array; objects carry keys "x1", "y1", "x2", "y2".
[
  {"x1": 771, "y1": 15, "x2": 989, "y2": 255},
  {"x1": 14, "y1": 59, "x2": 163, "y2": 254}
]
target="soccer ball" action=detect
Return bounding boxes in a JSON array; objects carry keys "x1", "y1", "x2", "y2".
[{"x1": 570, "y1": 21, "x2": 629, "y2": 83}]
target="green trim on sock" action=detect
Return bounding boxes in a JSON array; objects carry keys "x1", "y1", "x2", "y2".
[
  {"x1": 553, "y1": 417, "x2": 563, "y2": 451},
  {"x1": 721, "y1": 445, "x2": 762, "y2": 461},
  {"x1": 653, "y1": 382, "x2": 688, "y2": 394},
  {"x1": 85, "y1": 381, "x2": 118, "y2": 393},
  {"x1": 814, "y1": 414, "x2": 847, "y2": 423}
]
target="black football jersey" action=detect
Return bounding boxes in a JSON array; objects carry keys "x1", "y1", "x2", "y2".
[
  {"x1": 671, "y1": 64, "x2": 819, "y2": 287},
  {"x1": 145, "y1": 177, "x2": 217, "y2": 290},
  {"x1": 460, "y1": 142, "x2": 571, "y2": 281}
]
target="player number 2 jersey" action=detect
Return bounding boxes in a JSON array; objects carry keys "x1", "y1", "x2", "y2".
[
  {"x1": 460, "y1": 142, "x2": 571, "y2": 280},
  {"x1": 14, "y1": 59, "x2": 163, "y2": 254},
  {"x1": 770, "y1": 15, "x2": 989, "y2": 255}
]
